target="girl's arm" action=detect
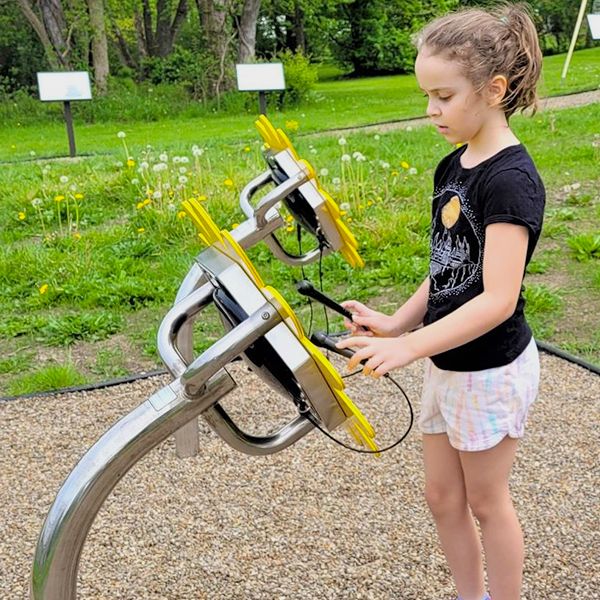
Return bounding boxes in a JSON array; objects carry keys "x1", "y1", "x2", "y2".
[
  {"x1": 337, "y1": 223, "x2": 529, "y2": 374},
  {"x1": 390, "y1": 276, "x2": 430, "y2": 334},
  {"x1": 343, "y1": 276, "x2": 429, "y2": 337}
]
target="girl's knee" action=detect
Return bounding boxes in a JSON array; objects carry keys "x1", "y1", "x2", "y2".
[
  {"x1": 424, "y1": 483, "x2": 468, "y2": 519},
  {"x1": 466, "y1": 488, "x2": 512, "y2": 523}
]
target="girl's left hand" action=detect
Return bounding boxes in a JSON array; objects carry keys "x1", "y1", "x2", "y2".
[{"x1": 335, "y1": 335, "x2": 420, "y2": 377}]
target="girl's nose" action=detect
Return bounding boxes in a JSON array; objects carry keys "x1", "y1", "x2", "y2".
[{"x1": 426, "y1": 99, "x2": 441, "y2": 118}]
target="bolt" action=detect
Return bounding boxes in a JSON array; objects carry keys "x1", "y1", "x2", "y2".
[{"x1": 261, "y1": 311, "x2": 270, "y2": 320}]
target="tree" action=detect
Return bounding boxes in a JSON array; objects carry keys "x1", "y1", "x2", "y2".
[
  {"x1": 237, "y1": 0, "x2": 262, "y2": 62},
  {"x1": 17, "y1": 0, "x2": 71, "y2": 69},
  {"x1": 87, "y1": 0, "x2": 110, "y2": 93}
]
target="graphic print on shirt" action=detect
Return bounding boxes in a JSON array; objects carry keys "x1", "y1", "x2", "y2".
[{"x1": 430, "y1": 184, "x2": 484, "y2": 302}]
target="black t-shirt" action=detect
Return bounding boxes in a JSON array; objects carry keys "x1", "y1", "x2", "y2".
[{"x1": 423, "y1": 144, "x2": 545, "y2": 371}]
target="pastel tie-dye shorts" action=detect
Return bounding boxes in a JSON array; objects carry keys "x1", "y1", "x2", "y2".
[{"x1": 419, "y1": 337, "x2": 540, "y2": 451}]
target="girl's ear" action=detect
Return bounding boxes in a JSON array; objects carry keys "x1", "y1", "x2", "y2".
[{"x1": 486, "y1": 75, "x2": 508, "y2": 108}]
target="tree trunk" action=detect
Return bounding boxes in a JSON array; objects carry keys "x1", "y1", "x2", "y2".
[
  {"x1": 293, "y1": 1, "x2": 305, "y2": 53},
  {"x1": 195, "y1": 0, "x2": 234, "y2": 95},
  {"x1": 87, "y1": 0, "x2": 110, "y2": 94},
  {"x1": 156, "y1": 0, "x2": 188, "y2": 57},
  {"x1": 39, "y1": 0, "x2": 71, "y2": 67},
  {"x1": 237, "y1": 0, "x2": 261, "y2": 63},
  {"x1": 16, "y1": 0, "x2": 61, "y2": 69}
]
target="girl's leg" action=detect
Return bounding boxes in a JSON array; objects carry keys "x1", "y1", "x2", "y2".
[
  {"x1": 460, "y1": 436, "x2": 523, "y2": 600},
  {"x1": 422, "y1": 433, "x2": 485, "y2": 600}
]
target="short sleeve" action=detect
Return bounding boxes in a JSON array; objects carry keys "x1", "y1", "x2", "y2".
[{"x1": 483, "y1": 168, "x2": 545, "y2": 258}]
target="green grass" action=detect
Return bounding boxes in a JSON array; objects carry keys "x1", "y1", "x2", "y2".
[
  {"x1": 7, "y1": 362, "x2": 87, "y2": 396},
  {"x1": 0, "y1": 66, "x2": 598, "y2": 395},
  {"x1": 1, "y1": 47, "x2": 598, "y2": 162}
]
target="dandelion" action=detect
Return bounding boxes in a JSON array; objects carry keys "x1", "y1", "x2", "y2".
[
  {"x1": 180, "y1": 156, "x2": 189, "y2": 164},
  {"x1": 159, "y1": 153, "x2": 168, "y2": 162},
  {"x1": 60, "y1": 175, "x2": 69, "y2": 184},
  {"x1": 74, "y1": 193, "x2": 84, "y2": 200},
  {"x1": 320, "y1": 168, "x2": 329, "y2": 177},
  {"x1": 286, "y1": 120, "x2": 299, "y2": 132},
  {"x1": 30, "y1": 150, "x2": 36, "y2": 157},
  {"x1": 347, "y1": 217, "x2": 353, "y2": 223},
  {"x1": 198, "y1": 195, "x2": 207, "y2": 201},
  {"x1": 286, "y1": 225, "x2": 294, "y2": 232},
  {"x1": 140, "y1": 161, "x2": 149, "y2": 170},
  {"x1": 131, "y1": 178, "x2": 139, "y2": 185},
  {"x1": 178, "y1": 175, "x2": 188, "y2": 184},
  {"x1": 39, "y1": 284, "x2": 49, "y2": 295},
  {"x1": 401, "y1": 161, "x2": 409, "y2": 169},
  {"x1": 286, "y1": 215, "x2": 294, "y2": 223},
  {"x1": 338, "y1": 137, "x2": 347, "y2": 146},
  {"x1": 340, "y1": 202, "x2": 350, "y2": 211},
  {"x1": 115, "y1": 161, "x2": 124, "y2": 168},
  {"x1": 224, "y1": 178, "x2": 234, "y2": 188},
  {"x1": 192, "y1": 146, "x2": 204, "y2": 157},
  {"x1": 244, "y1": 146, "x2": 251, "y2": 153},
  {"x1": 137, "y1": 227, "x2": 145, "y2": 234},
  {"x1": 153, "y1": 163, "x2": 168, "y2": 173},
  {"x1": 391, "y1": 170, "x2": 399, "y2": 177},
  {"x1": 179, "y1": 167, "x2": 187, "y2": 174},
  {"x1": 374, "y1": 134, "x2": 380, "y2": 141},
  {"x1": 232, "y1": 223, "x2": 239, "y2": 229},
  {"x1": 406, "y1": 126, "x2": 413, "y2": 132},
  {"x1": 18, "y1": 211, "x2": 26, "y2": 221},
  {"x1": 54, "y1": 195, "x2": 65, "y2": 202},
  {"x1": 310, "y1": 148, "x2": 318, "y2": 154},
  {"x1": 367, "y1": 200, "x2": 373, "y2": 206},
  {"x1": 73, "y1": 232, "x2": 81, "y2": 240},
  {"x1": 332, "y1": 177, "x2": 341, "y2": 186},
  {"x1": 31, "y1": 198, "x2": 43, "y2": 208},
  {"x1": 408, "y1": 167, "x2": 418, "y2": 175},
  {"x1": 341, "y1": 154, "x2": 351, "y2": 162},
  {"x1": 380, "y1": 161, "x2": 390, "y2": 169},
  {"x1": 117, "y1": 131, "x2": 126, "y2": 139},
  {"x1": 127, "y1": 158, "x2": 135, "y2": 168},
  {"x1": 152, "y1": 191, "x2": 162, "y2": 200},
  {"x1": 173, "y1": 156, "x2": 182, "y2": 164},
  {"x1": 177, "y1": 211, "x2": 187, "y2": 219}
]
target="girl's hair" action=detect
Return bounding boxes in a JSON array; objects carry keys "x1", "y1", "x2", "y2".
[{"x1": 416, "y1": 2, "x2": 542, "y2": 117}]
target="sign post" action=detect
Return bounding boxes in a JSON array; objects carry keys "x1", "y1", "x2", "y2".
[
  {"x1": 235, "y1": 63, "x2": 286, "y2": 115},
  {"x1": 36, "y1": 71, "x2": 92, "y2": 157}
]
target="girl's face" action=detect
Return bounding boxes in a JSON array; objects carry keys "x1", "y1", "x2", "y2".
[{"x1": 414, "y1": 47, "x2": 495, "y2": 145}]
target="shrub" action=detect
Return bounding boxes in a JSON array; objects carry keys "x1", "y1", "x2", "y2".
[{"x1": 277, "y1": 49, "x2": 318, "y2": 107}]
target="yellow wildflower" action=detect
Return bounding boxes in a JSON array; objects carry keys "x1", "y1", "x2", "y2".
[
  {"x1": 143, "y1": 198, "x2": 151, "y2": 207},
  {"x1": 391, "y1": 170, "x2": 399, "y2": 177},
  {"x1": 73, "y1": 232, "x2": 81, "y2": 240},
  {"x1": 136, "y1": 201, "x2": 145, "y2": 209},
  {"x1": 177, "y1": 211, "x2": 187, "y2": 219},
  {"x1": 224, "y1": 178, "x2": 234, "y2": 188},
  {"x1": 286, "y1": 120, "x2": 299, "y2": 132},
  {"x1": 286, "y1": 226, "x2": 294, "y2": 232},
  {"x1": 367, "y1": 200, "x2": 373, "y2": 206},
  {"x1": 232, "y1": 223, "x2": 239, "y2": 229},
  {"x1": 347, "y1": 217, "x2": 353, "y2": 223},
  {"x1": 286, "y1": 215, "x2": 294, "y2": 223},
  {"x1": 127, "y1": 159, "x2": 135, "y2": 168},
  {"x1": 18, "y1": 211, "x2": 26, "y2": 221},
  {"x1": 198, "y1": 195, "x2": 207, "y2": 201},
  {"x1": 54, "y1": 195, "x2": 65, "y2": 202},
  {"x1": 340, "y1": 210, "x2": 347, "y2": 216},
  {"x1": 74, "y1": 193, "x2": 84, "y2": 200},
  {"x1": 401, "y1": 161, "x2": 410, "y2": 169},
  {"x1": 244, "y1": 146, "x2": 251, "y2": 153},
  {"x1": 39, "y1": 284, "x2": 49, "y2": 295},
  {"x1": 137, "y1": 227, "x2": 145, "y2": 234}
]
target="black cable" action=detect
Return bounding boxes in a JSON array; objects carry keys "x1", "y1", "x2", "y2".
[
  {"x1": 297, "y1": 223, "x2": 314, "y2": 335},
  {"x1": 318, "y1": 245, "x2": 330, "y2": 335},
  {"x1": 295, "y1": 369, "x2": 414, "y2": 455}
]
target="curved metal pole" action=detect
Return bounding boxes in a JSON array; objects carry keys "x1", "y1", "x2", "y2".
[
  {"x1": 31, "y1": 372, "x2": 236, "y2": 600},
  {"x1": 203, "y1": 403, "x2": 313, "y2": 456}
]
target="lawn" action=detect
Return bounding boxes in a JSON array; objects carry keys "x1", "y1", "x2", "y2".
[
  {"x1": 1, "y1": 47, "x2": 599, "y2": 161},
  {"x1": 0, "y1": 50, "x2": 598, "y2": 396}
]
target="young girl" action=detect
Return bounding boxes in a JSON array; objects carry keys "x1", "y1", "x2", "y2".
[{"x1": 336, "y1": 4, "x2": 545, "y2": 600}]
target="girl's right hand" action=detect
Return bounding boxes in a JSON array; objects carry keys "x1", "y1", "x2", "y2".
[{"x1": 341, "y1": 300, "x2": 399, "y2": 337}]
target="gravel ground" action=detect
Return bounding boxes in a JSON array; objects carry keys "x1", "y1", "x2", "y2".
[{"x1": 0, "y1": 351, "x2": 598, "y2": 599}]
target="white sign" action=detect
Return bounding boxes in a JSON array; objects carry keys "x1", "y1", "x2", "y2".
[
  {"x1": 235, "y1": 63, "x2": 285, "y2": 91},
  {"x1": 37, "y1": 71, "x2": 92, "y2": 102},
  {"x1": 587, "y1": 14, "x2": 600, "y2": 39}
]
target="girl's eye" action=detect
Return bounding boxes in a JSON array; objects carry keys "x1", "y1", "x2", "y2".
[{"x1": 439, "y1": 96, "x2": 452, "y2": 101}]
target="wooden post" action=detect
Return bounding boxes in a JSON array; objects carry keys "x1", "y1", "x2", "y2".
[
  {"x1": 561, "y1": 0, "x2": 589, "y2": 80},
  {"x1": 63, "y1": 100, "x2": 76, "y2": 157}
]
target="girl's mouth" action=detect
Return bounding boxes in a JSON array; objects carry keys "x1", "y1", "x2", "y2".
[{"x1": 436, "y1": 125, "x2": 449, "y2": 133}]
